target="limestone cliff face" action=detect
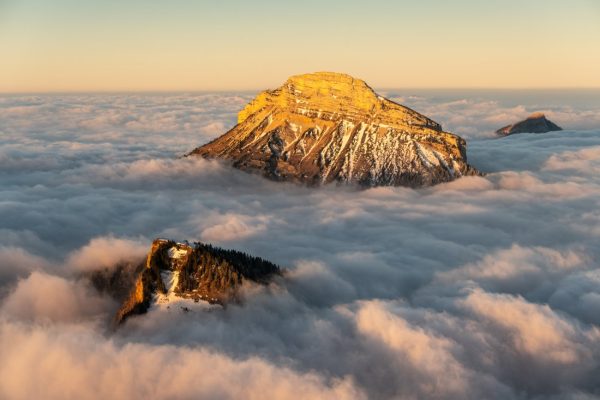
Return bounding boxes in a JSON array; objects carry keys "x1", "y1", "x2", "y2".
[
  {"x1": 496, "y1": 112, "x2": 563, "y2": 136},
  {"x1": 188, "y1": 72, "x2": 479, "y2": 187},
  {"x1": 110, "y1": 239, "x2": 281, "y2": 325}
]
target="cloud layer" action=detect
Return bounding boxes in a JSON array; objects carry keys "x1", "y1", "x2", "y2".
[
  {"x1": 383, "y1": 89, "x2": 600, "y2": 138},
  {"x1": 1, "y1": 92, "x2": 600, "y2": 399}
]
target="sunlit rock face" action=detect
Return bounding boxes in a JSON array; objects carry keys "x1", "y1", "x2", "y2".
[
  {"x1": 496, "y1": 112, "x2": 563, "y2": 136},
  {"x1": 95, "y1": 239, "x2": 281, "y2": 325},
  {"x1": 188, "y1": 72, "x2": 479, "y2": 187}
]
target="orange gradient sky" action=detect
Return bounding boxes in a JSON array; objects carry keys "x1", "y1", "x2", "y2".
[{"x1": 1, "y1": 0, "x2": 600, "y2": 92}]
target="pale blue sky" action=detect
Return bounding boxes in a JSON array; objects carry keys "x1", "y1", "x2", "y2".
[{"x1": 1, "y1": 0, "x2": 599, "y2": 91}]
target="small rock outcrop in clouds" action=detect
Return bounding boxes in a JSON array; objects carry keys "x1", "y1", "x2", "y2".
[
  {"x1": 188, "y1": 72, "x2": 479, "y2": 187},
  {"x1": 496, "y1": 112, "x2": 563, "y2": 136},
  {"x1": 90, "y1": 239, "x2": 281, "y2": 326}
]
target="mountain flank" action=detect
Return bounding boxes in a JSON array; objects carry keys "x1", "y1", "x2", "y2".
[{"x1": 188, "y1": 72, "x2": 479, "y2": 187}]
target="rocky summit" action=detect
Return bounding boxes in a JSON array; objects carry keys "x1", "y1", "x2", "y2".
[
  {"x1": 90, "y1": 239, "x2": 281, "y2": 326},
  {"x1": 188, "y1": 72, "x2": 479, "y2": 187},
  {"x1": 496, "y1": 112, "x2": 563, "y2": 136}
]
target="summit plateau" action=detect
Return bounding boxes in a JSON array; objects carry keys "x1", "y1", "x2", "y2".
[{"x1": 188, "y1": 72, "x2": 479, "y2": 187}]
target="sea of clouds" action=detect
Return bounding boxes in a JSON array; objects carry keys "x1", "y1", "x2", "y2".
[{"x1": 1, "y1": 91, "x2": 600, "y2": 399}]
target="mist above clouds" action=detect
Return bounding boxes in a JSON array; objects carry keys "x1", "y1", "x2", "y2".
[
  {"x1": 384, "y1": 89, "x2": 600, "y2": 138},
  {"x1": 1, "y1": 92, "x2": 600, "y2": 399}
]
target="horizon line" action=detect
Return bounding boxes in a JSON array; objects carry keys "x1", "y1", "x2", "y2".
[{"x1": 2, "y1": 86, "x2": 600, "y2": 95}]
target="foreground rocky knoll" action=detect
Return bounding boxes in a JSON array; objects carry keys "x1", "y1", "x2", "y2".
[
  {"x1": 188, "y1": 72, "x2": 479, "y2": 187},
  {"x1": 90, "y1": 239, "x2": 281, "y2": 325}
]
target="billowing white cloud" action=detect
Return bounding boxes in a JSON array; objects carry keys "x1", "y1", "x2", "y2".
[
  {"x1": 1, "y1": 272, "x2": 114, "y2": 323},
  {"x1": 436, "y1": 244, "x2": 590, "y2": 295},
  {"x1": 461, "y1": 290, "x2": 582, "y2": 364},
  {"x1": 544, "y1": 146, "x2": 600, "y2": 174},
  {"x1": 0, "y1": 245, "x2": 50, "y2": 292},
  {"x1": 0, "y1": 321, "x2": 364, "y2": 400},
  {"x1": 352, "y1": 300, "x2": 470, "y2": 397},
  {"x1": 199, "y1": 213, "x2": 271, "y2": 243},
  {"x1": 66, "y1": 236, "x2": 148, "y2": 273}
]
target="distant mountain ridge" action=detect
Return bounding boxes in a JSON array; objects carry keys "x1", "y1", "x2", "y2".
[
  {"x1": 188, "y1": 72, "x2": 479, "y2": 187},
  {"x1": 496, "y1": 113, "x2": 563, "y2": 136}
]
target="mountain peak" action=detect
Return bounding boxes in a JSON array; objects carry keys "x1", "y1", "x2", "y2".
[
  {"x1": 496, "y1": 112, "x2": 562, "y2": 136},
  {"x1": 286, "y1": 71, "x2": 368, "y2": 87},
  {"x1": 284, "y1": 72, "x2": 375, "y2": 99},
  {"x1": 527, "y1": 112, "x2": 546, "y2": 119},
  {"x1": 238, "y1": 72, "x2": 379, "y2": 125},
  {"x1": 92, "y1": 239, "x2": 282, "y2": 326},
  {"x1": 190, "y1": 72, "x2": 479, "y2": 187}
]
